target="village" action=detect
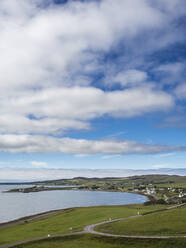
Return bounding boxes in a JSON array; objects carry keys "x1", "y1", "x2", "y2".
[{"x1": 132, "y1": 184, "x2": 186, "y2": 204}]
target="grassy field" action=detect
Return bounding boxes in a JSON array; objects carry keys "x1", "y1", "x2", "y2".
[
  {"x1": 156, "y1": 183, "x2": 186, "y2": 189},
  {"x1": 11, "y1": 234, "x2": 186, "y2": 248},
  {"x1": 0, "y1": 204, "x2": 165, "y2": 246},
  {"x1": 96, "y1": 205, "x2": 186, "y2": 236}
]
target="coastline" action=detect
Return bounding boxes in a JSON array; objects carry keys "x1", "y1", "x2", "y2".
[
  {"x1": 0, "y1": 190, "x2": 148, "y2": 229},
  {"x1": 4, "y1": 186, "x2": 152, "y2": 200},
  {"x1": 0, "y1": 208, "x2": 70, "y2": 229},
  {"x1": 128, "y1": 191, "x2": 157, "y2": 201}
]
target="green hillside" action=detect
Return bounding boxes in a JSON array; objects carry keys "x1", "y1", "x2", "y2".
[{"x1": 96, "y1": 205, "x2": 186, "y2": 236}]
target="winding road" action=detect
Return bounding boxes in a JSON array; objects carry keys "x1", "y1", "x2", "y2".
[
  {"x1": 0, "y1": 203, "x2": 186, "y2": 248},
  {"x1": 84, "y1": 215, "x2": 186, "y2": 239}
]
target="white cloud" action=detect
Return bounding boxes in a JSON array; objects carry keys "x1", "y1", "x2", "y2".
[
  {"x1": 155, "y1": 62, "x2": 186, "y2": 85},
  {"x1": 154, "y1": 153, "x2": 175, "y2": 158},
  {"x1": 106, "y1": 70, "x2": 148, "y2": 87},
  {"x1": 30, "y1": 161, "x2": 48, "y2": 167},
  {"x1": 102, "y1": 155, "x2": 121, "y2": 159},
  {"x1": 161, "y1": 115, "x2": 186, "y2": 128},
  {"x1": 0, "y1": 86, "x2": 174, "y2": 134},
  {"x1": 0, "y1": 161, "x2": 9, "y2": 165},
  {"x1": 152, "y1": 164, "x2": 170, "y2": 169},
  {"x1": 0, "y1": 0, "x2": 183, "y2": 90},
  {"x1": 156, "y1": 63, "x2": 184, "y2": 75},
  {"x1": 105, "y1": 131, "x2": 127, "y2": 138},
  {"x1": 174, "y1": 83, "x2": 186, "y2": 99},
  {"x1": 0, "y1": 0, "x2": 167, "y2": 91},
  {"x1": 0, "y1": 134, "x2": 185, "y2": 154},
  {"x1": 153, "y1": 0, "x2": 186, "y2": 16},
  {"x1": 0, "y1": 0, "x2": 184, "y2": 153}
]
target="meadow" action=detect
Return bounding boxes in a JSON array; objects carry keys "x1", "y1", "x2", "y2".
[
  {"x1": 10, "y1": 234, "x2": 186, "y2": 248},
  {"x1": 0, "y1": 204, "x2": 165, "y2": 246},
  {"x1": 96, "y1": 205, "x2": 186, "y2": 236}
]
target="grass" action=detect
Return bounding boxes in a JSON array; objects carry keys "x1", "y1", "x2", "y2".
[
  {"x1": 96, "y1": 205, "x2": 186, "y2": 236},
  {"x1": 156, "y1": 182, "x2": 186, "y2": 189},
  {"x1": 0, "y1": 204, "x2": 165, "y2": 246},
  {"x1": 12, "y1": 234, "x2": 186, "y2": 248}
]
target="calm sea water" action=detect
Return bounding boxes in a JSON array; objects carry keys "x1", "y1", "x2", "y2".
[{"x1": 0, "y1": 185, "x2": 147, "y2": 223}]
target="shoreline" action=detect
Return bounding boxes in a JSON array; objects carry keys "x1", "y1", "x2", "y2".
[
  {"x1": 4, "y1": 185, "x2": 152, "y2": 201},
  {"x1": 128, "y1": 191, "x2": 157, "y2": 201},
  {"x1": 0, "y1": 208, "x2": 71, "y2": 229},
  {"x1": 0, "y1": 190, "x2": 148, "y2": 229}
]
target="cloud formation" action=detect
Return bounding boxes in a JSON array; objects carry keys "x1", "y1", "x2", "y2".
[
  {"x1": 31, "y1": 161, "x2": 48, "y2": 167},
  {"x1": 175, "y1": 83, "x2": 186, "y2": 99},
  {"x1": 0, "y1": 134, "x2": 186, "y2": 154},
  {"x1": 0, "y1": 0, "x2": 168, "y2": 90},
  {"x1": 0, "y1": 0, "x2": 185, "y2": 155},
  {"x1": 0, "y1": 86, "x2": 174, "y2": 134}
]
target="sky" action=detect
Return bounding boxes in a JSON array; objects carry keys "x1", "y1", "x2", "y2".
[{"x1": 0, "y1": 0, "x2": 186, "y2": 180}]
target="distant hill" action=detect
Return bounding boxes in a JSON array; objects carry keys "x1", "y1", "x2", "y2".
[
  {"x1": 0, "y1": 168, "x2": 186, "y2": 183},
  {"x1": 29, "y1": 174, "x2": 186, "y2": 186}
]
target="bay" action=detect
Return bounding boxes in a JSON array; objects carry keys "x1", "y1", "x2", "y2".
[{"x1": 0, "y1": 185, "x2": 146, "y2": 223}]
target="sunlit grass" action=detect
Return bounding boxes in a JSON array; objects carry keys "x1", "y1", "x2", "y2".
[
  {"x1": 96, "y1": 205, "x2": 186, "y2": 236},
  {"x1": 0, "y1": 204, "x2": 165, "y2": 245}
]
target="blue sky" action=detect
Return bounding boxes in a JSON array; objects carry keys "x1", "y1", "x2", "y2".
[{"x1": 0, "y1": 0, "x2": 186, "y2": 179}]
